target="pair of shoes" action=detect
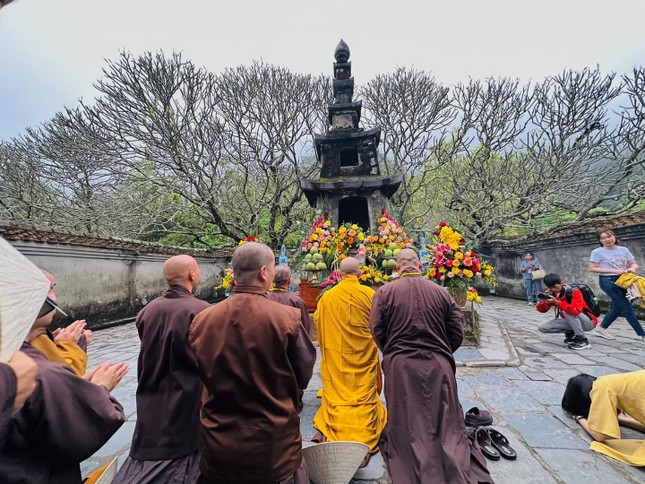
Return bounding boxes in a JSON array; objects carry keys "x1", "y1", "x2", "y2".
[
  {"x1": 563, "y1": 331, "x2": 575, "y2": 344},
  {"x1": 469, "y1": 427, "x2": 517, "y2": 461},
  {"x1": 465, "y1": 407, "x2": 494, "y2": 427},
  {"x1": 593, "y1": 326, "x2": 616, "y2": 340},
  {"x1": 527, "y1": 301, "x2": 535, "y2": 305},
  {"x1": 568, "y1": 336, "x2": 590, "y2": 351}
]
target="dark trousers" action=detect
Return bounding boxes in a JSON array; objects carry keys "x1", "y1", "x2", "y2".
[{"x1": 598, "y1": 275, "x2": 645, "y2": 336}]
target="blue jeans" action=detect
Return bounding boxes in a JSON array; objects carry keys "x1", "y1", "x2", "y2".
[
  {"x1": 598, "y1": 275, "x2": 645, "y2": 336},
  {"x1": 524, "y1": 277, "x2": 542, "y2": 303}
]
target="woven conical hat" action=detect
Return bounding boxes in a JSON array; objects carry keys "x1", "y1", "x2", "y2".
[
  {"x1": 302, "y1": 441, "x2": 369, "y2": 484},
  {"x1": 0, "y1": 237, "x2": 50, "y2": 362}
]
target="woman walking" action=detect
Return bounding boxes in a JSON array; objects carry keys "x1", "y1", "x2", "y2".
[
  {"x1": 519, "y1": 252, "x2": 542, "y2": 305},
  {"x1": 589, "y1": 230, "x2": 645, "y2": 342}
]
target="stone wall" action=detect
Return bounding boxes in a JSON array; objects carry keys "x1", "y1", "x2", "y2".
[
  {"x1": 2, "y1": 221, "x2": 232, "y2": 329},
  {"x1": 484, "y1": 212, "x2": 645, "y2": 316}
]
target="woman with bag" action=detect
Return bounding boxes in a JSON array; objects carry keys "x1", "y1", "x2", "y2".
[
  {"x1": 520, "y1": 252, "x2": 543, "y2": 305},
  {"x1": 588, "y1": 229, "x2": 645, "y2": 342}
]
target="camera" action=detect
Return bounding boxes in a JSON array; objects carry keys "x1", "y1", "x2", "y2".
[{"x1": 537, "y1": 292, "x2": 549, "y2": 300}]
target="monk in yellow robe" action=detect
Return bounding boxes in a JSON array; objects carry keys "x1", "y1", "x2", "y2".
[{"x1": 312, "y1": 257, "x2": 387, "y2": 465}]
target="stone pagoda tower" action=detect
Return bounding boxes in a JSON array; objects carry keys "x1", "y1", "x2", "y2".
[{"x1": 300, "y1": 40, "x2": 402, "y2": 233}]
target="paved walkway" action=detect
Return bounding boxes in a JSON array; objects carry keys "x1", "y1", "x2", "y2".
[{"x1": 81, "y1": 296, "x2": 644, "y2": 483}]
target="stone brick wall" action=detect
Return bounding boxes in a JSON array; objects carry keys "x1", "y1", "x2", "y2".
[
  {"x1": 1, "y1": 221, "x2": 232, "y2": 328},
  {"x1": 484, "y1": 212, "x2": 645, "y2": 316}
]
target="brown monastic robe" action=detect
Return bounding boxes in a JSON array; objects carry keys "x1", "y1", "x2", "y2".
[
  {"x1": 369, "y1": 273, "x2": 493, "y2": 484},
  {"x1": 189, "y1": 285, "x2": 316, "y2": 484},
  {"x1": 128, "y1": 285, "x2": 210, "y2": 461},
  {"x1": 0, "y1": 343, "x2": 125, "y2": 484},
  {"x1": 267, "y1": 289, "x2": 312, "y2": 333},
  {"x1": 0, "y1": 363, "x2": 16, "y2": 448}
]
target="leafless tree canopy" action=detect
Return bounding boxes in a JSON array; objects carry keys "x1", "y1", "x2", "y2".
[{"x1": 0, "y1": 51, "x2": 643, "y2": 247}]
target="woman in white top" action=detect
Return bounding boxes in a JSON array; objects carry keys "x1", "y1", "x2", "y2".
[{"x1": 588, "y1": 229, "x2": 645, "y2": 341}]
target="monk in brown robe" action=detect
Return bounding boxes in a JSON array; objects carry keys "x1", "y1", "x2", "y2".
[
  {"x1": 113, "y1": 255, "x2": 210, "y2": 484},
  {"x1": 189, "y1": 242, "x2": 316, "y2": 484},
  {"x1": 369, "y1": 249, "x2": 493, "y2": 484},
  {"x1": 268, "y1": 265, "x2": 312, "y2": 333},
  {"x1": 0, "y1": 293, "x2": 128, "y2": 484}
]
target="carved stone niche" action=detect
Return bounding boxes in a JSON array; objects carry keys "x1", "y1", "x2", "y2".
[{"x1": 332, "y1": 113, "x2": 356, "y2": 131}]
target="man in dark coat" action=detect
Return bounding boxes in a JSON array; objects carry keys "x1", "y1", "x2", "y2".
[
  {"x1": 369, "y1": 249, "x2": 493, "y2": 484},
  {"x1": 113, "y1": 255, "x2": 211, "y2": 484},
  {"x1": 268, "y1": 265, "x2": 312, "y2": 333},
  {"x1": 189, "y1": 242, "x2": 316, "y2": 484}
]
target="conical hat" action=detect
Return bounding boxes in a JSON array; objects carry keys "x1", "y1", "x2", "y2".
[
  {"x1": 0, "y1": 237, "x2": 50, "y2": 362},
  {"x1": 302, "y1": 441, "x2": 369, "y2": 484}
]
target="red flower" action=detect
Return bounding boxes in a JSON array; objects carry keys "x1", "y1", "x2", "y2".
[
  {"x1": 434, "y1": 231, "x2": 440, "y2": 236},
  {"x1": 439, "y1": 221, "x2": 447, "y2": 227}
]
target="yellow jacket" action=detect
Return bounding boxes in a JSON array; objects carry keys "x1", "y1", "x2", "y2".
[
  {"x1": 30, "y1": 334, "x2": 88, "y2": 376},
  {"x1": 615, "y1": 273, "x2": 645, "y2": 309}
]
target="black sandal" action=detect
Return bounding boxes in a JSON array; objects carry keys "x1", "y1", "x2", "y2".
[
  {"x1": 469, "y1": 427, "x2": 500, "y2": 461},
  {"x1": 487, "y1": 428, "x2": 517, "y2": 460}
]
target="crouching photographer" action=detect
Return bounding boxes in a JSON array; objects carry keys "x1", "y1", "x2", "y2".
[{"x1": 536, "y1": 273, "x2": 598, "y2": 351}]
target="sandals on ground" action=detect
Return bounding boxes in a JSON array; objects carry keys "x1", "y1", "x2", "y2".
[
  {"x1": 469, "y1": 427, "x2": 500, "y2": 461},
  {"x1": 487, "y1": 428, "x2": 517, "y2": 460}
]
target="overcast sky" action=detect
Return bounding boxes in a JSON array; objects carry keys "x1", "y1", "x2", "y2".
[{"x1": 1, "y1": 0, "x2": 644, "y2": 141}]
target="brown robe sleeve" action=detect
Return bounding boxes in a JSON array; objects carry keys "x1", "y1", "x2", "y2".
[
  {"x1": 445, "y1": 298, "x2": 465, "y2": 352},
  {"x1": 0, "y1": 363, "x2": 17, "y2": 448},
  {"x1": 369, "y1": 290, "x2": 387, "y2": 351},
  {"x1": 287, "y1": 324, "x2": 316, "y2": 391},
  {"x1": 296, "y1": 299, "x2": 312, "y2": 334},
  {"x1": 16, "y1": 360, "x2": 125, "y2": 462}
]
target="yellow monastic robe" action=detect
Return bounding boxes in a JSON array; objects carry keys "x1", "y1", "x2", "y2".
[
  {"x1": 588, "y1": 370, "x2": 645, "y2": 466},
  {"x1": 313, "y1": 275, "x2": 387, "y2": 452},
  {"x1": 30, "y1": 334, "x2": 88, "y2": 376}
]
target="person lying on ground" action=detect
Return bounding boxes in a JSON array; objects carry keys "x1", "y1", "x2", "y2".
[{"x1": 562, "y1": 370, "x2": 645, "y2": 466}]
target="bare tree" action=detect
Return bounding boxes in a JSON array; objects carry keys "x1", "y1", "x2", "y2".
[
  {"x1": 436, "y1": 77, "x2": 536, "y2": 241},
  {"x1": 359, "y1": 68, "x2": 458, "y2": 227},
  {"x1": 58, "y1": 52, "x2": 331, "y2": 247}
]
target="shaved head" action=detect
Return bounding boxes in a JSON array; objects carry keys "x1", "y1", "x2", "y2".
[
  {"x1": 339, "y1": 257, "x2": 361, "y2": 276},
  {"x1": 273, "y1": 265, "x2": 292, "y2": 287},
  {"x1": 396, "y1": 249, "x2": 421, "y2": 272},
  {"x1": 163, "y1": 255, "x2": 201, "y2": 292},
  {"x1": 231, "y1": 242, "x2": 275, "y2": 287}
]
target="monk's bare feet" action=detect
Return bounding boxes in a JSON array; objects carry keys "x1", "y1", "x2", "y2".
[
  {"x1": 310, "y1": 431, "x2": 327, "y2": 443},
  {"x1": 359, "y1": 453, "x2": 372, "y2": 468}
]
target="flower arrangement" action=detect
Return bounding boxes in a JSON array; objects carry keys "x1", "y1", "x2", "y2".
[
  {"x1": 424, "y1": 222, "x2": 496, "y2": 291},
  {"x1": 214, "y1": 235, "x2": 261, "y2": 293},
  {"x1": 358, "y1": 264, "x2": 390, "y2": 285},
  {"x1": 300, "y1": 212, "x2": 367, "y2": 273},
  {"x1": 364, "y1": 209, "x2": 415, "y2": 268},
  {"x1": 307, "y1": 209, "x2": 413, "y2": 289},
  {"x1": 466, "y1": 287, "x2": 483, "y2": 304}
]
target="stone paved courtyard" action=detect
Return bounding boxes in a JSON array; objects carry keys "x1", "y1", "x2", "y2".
[{"x1": 82, "y1": 296, "x2": 644, "y2": 483}]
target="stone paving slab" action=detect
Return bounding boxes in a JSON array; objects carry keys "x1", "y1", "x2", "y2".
[{"x1": 80, "y1": 296, "x2": 644, "y2": 483}]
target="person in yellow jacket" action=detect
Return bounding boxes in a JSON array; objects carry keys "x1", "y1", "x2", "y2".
[
  {"x1": 26, "y1": 297, "x2": 89, "y2": 376},
  {"x1": 26, "y1": 270, "x2": 91, "y2": 376},
  {"x1": 311, "y1": 256, "x2": 387, "y2": 467},
  {"x1": 562, "y1": 370, "x2": 645, "y2": 466}
]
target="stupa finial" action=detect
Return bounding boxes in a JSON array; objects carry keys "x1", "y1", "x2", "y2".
[{"x1": 334, "y1": 39, "x2": 350, "y2": 63}]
